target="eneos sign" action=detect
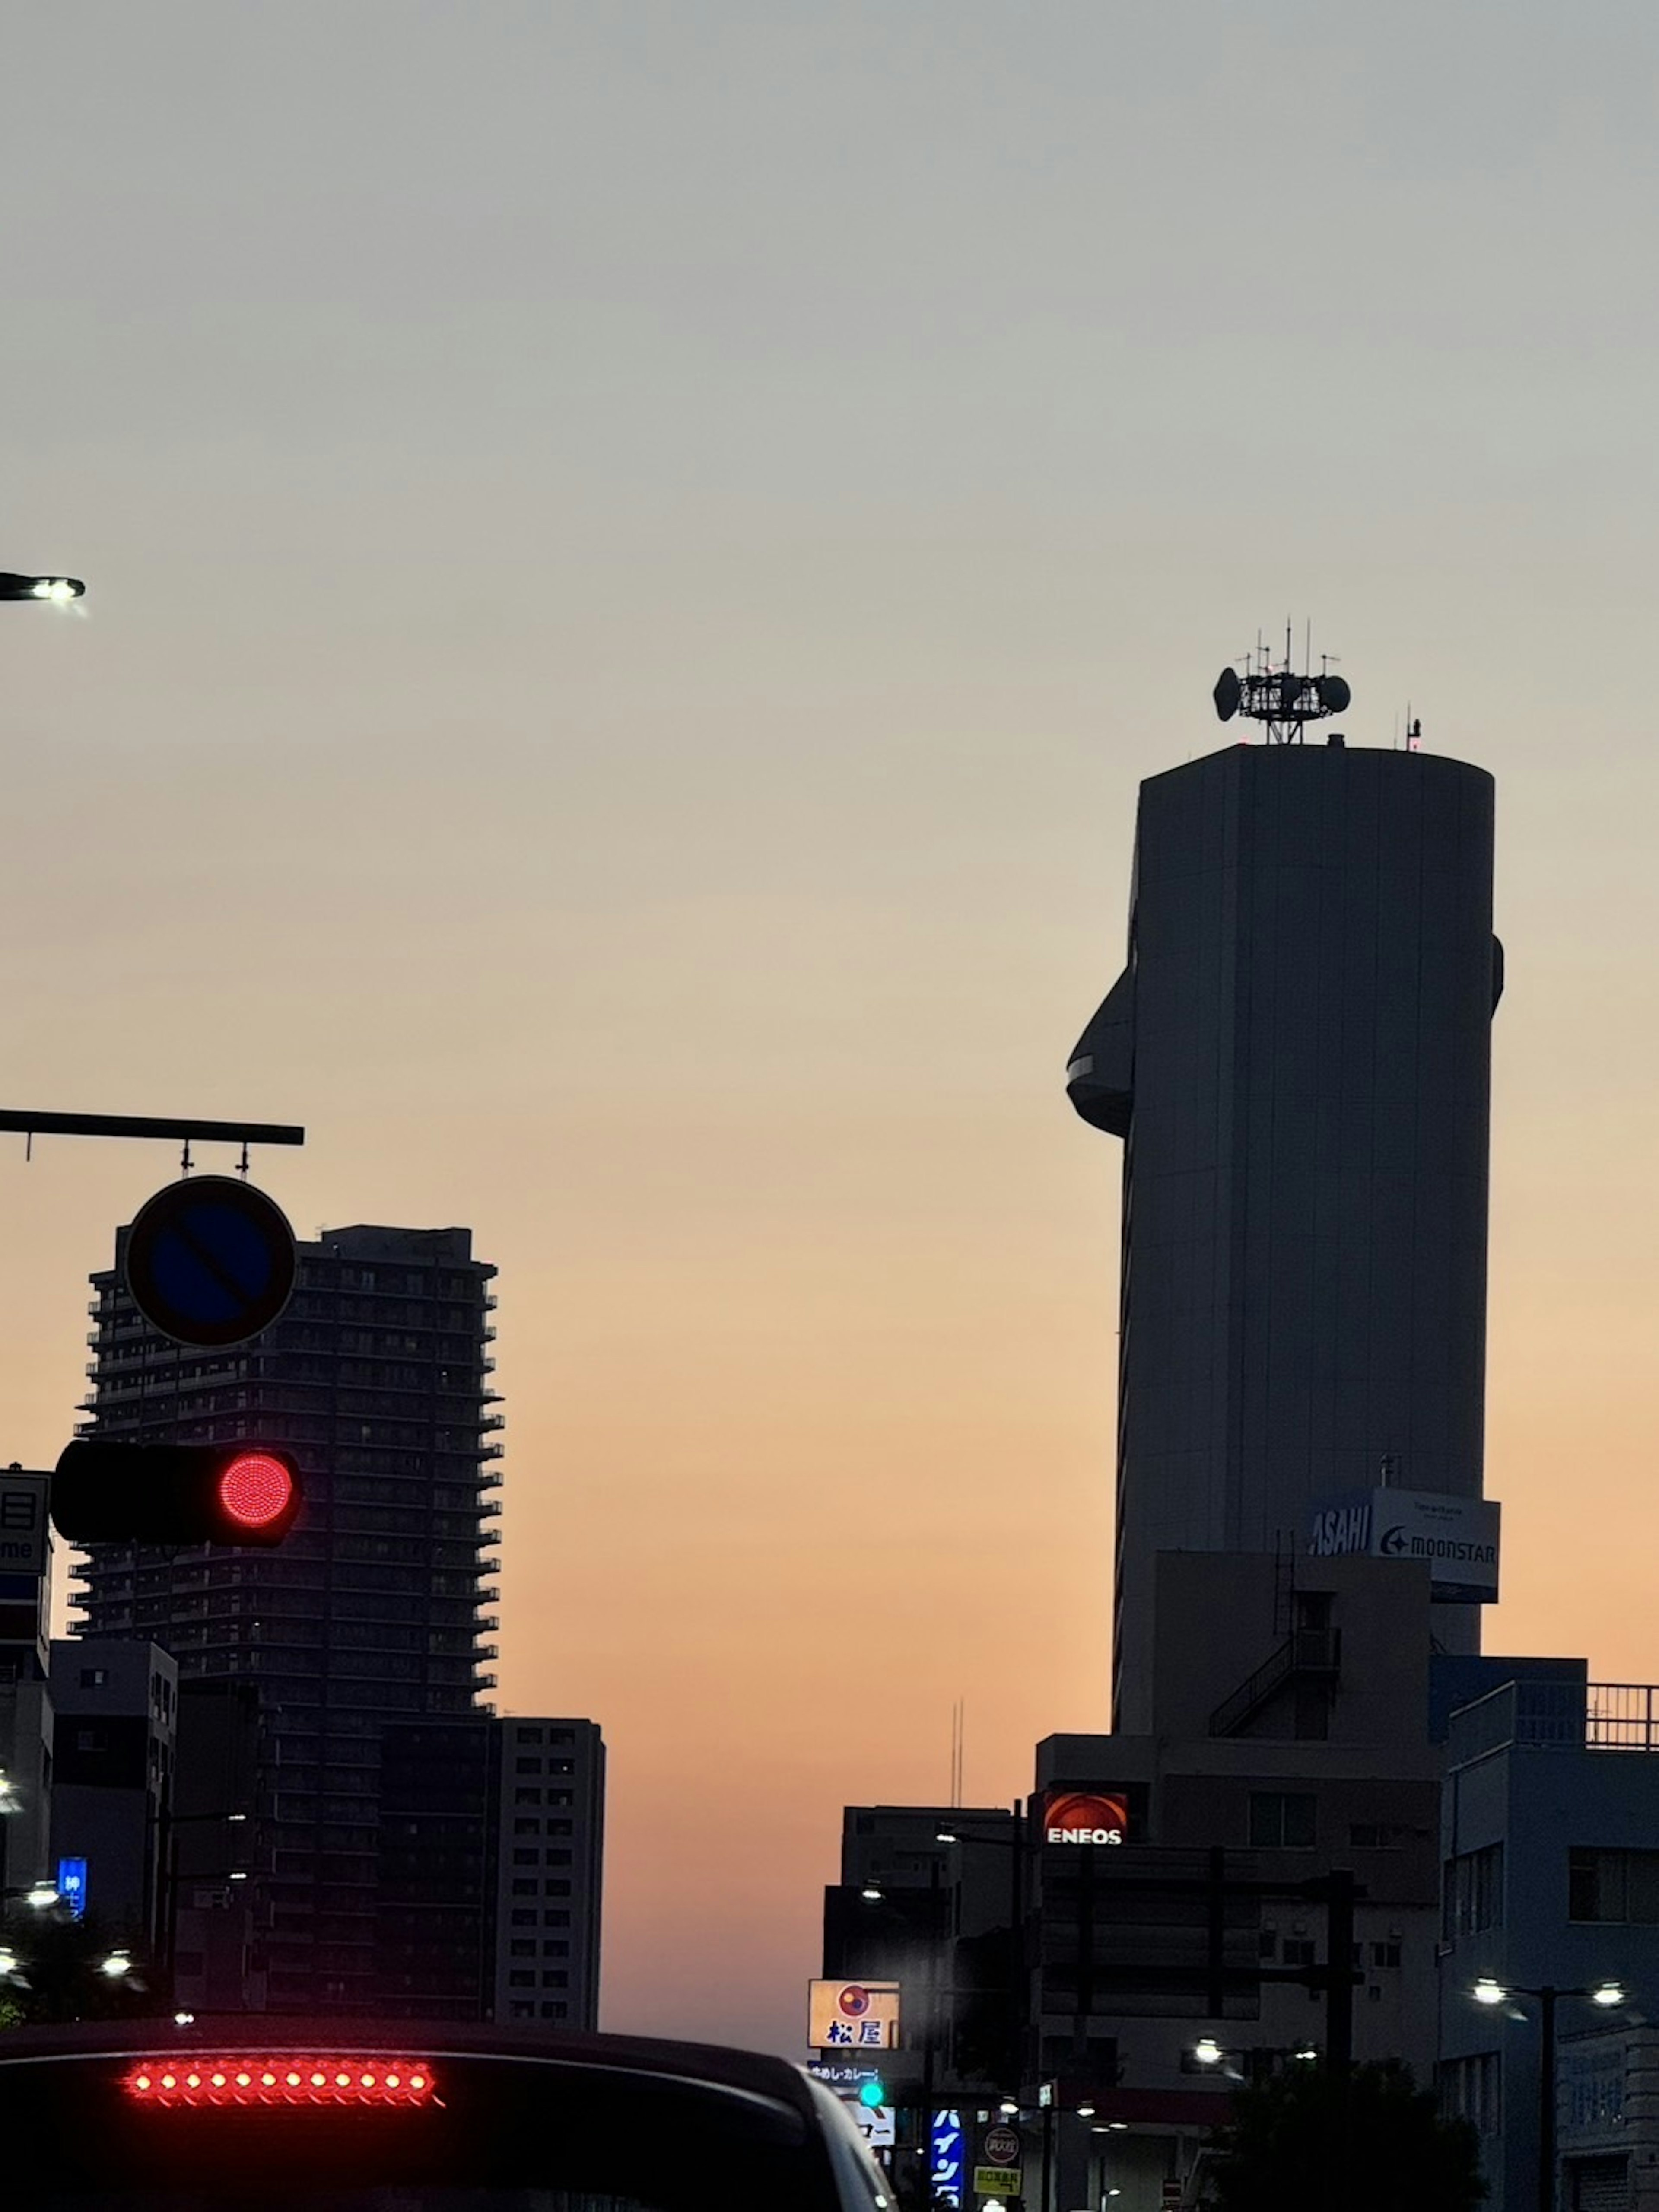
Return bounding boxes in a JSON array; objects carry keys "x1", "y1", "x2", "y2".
[{"x1": 1042, "y1": 1788, "x2": 1128, "y2": 1847}]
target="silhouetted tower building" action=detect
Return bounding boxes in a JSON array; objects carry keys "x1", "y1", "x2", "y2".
[
  {"x1": 72, "y1": 1223, "x2": 502, "y2": 2011},
  {"x1": 1067, "y1": 663, "x2": 1501, "y2": 1731}
]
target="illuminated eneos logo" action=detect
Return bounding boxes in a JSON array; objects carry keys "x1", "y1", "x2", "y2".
[{"x1": 1042, "y1": 1789, "x2": 1129, "y2": 1846}]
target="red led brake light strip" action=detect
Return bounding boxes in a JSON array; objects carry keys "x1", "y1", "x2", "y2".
[{"x1": 125, "y1": 2057, "x2": 435, "y2": 2108}]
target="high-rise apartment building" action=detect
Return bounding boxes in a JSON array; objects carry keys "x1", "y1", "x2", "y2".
[
  {"x1": 1067, "y1": 741, "x2": 1501, "y2": 1730},
  {"x1": 73, "y1": 1222, "x2": 502, "y2": 2011}
]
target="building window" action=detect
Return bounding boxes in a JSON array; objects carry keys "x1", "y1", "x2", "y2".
[
  {"x1": 543, "y1": 1939, "x2": 569, "y2": 1957},
  {"x1": 79, "y1": 1668, "x2": 109, "y2": 1689},
  {"x1": 1282, "y1": 1938, "x2": 1316, "y2": 1967},
  {"x1": 510, "y1": 1910, "x2": 535, "y2": 1926},
  {"x1": 541, "y1": 1970, "x2": 567, "y2": 1988},
  {"x1": 1569, "y1": 1848, "x2": 1659, "y2": 1924},
  {"x1": 510, "y1": 1941, "x2": 535, "y2": 1957},
  {"x1": 511, "y1": 1879, "x2": 537, "y2": 1896},
  {"x1": 509, "y1": 2002, "x2": 535, "y2": 2020},
  {"x1": 1249, "y1": 1794, "x2": 1316, "y2": 1849},
  {"x1": 514, "y1": 1819, "x2": 540, "y2": 1836},
  {"x1": 545, "y1": 1880, "x2": 571, "y2": 1897},
  {"x1": 541, "y1": 2002, "x2": 568, "y2": 2020},
  {"x1": 543, "y1": 1910, "x2": 570, "y2": 1928},
  {"x1": 514, "y1": 1789, "x2": 541, "y2": 1805},
  {"x1": 515, "y1": 1758, "x2": 540, "y2": 1775},
  {"x1": 1443, "y1": 1846, "x2": 1503, "y2": 1939},
  {"x1": 512, "y1": 1849, "x2": 537, "y2": 1867},
  {"x1": 545, "y1": 1850, "x2": 572, "y2": 1868},
  {"x1": 1371, "y1": 1942, "x2": 1402, "y2": 1969},
  {"x1": 1350, "y1": 1823, "x2": 1410, "y2": 1849},
  {"x1": 508, "y1": 1971, "x2": 535, "y2": 1988},
  {"x1": 1439, "y1": 2052, "x2": 1501, "y2": 2136},
  {"x1": 516, "y1": 1728, "x2": 543, "y2": 1744}
]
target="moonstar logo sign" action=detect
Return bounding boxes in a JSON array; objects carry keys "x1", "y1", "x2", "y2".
[{"x1": 1042, "y1": 1789, "x2": 1128, "y2": 1846}]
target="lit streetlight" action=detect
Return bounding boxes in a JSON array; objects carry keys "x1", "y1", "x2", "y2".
[
  {"x1": 0, "y1": 573, "x2": 85, "y2": 604},
  {"x1": 98, "y1": 1950, "x2": 133, "y2": 1979},
  {"x1": 1468, "y1": 1977, "x2": 1630, "y2": 2212}
]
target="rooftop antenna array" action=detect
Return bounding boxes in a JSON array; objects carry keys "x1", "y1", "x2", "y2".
[{"x1": 1212, "y1": 620, "x2": 1350, "y2": 744}]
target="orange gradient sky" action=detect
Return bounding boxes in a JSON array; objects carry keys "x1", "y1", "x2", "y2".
[{"x1": 5, "y1": 5, "x2": 1659, "y2": 2053}]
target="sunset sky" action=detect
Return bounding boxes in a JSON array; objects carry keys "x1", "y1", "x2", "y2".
[{"x1": 5, "y1": 3, "x2": 1659, "y2": 2055}]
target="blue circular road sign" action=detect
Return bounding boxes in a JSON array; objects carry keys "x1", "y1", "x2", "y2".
[{"x1": 124, "y1": 1176, "x2": 297, "y2": 1348}]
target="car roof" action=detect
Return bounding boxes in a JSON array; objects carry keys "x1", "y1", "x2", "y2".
[{"x1": 0, "y1": 2015, "x2": 816, "y2": 2116}]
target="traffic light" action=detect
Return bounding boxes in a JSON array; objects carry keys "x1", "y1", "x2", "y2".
[
  {"x1": 857, "y1": 2077, "x2": 887, "y2": 2110},
  {"x1": 51, "y1": 1440, "x2": 302, "y2": 1547}
]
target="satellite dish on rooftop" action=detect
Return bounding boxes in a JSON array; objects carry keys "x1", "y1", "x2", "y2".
[
  {"x1": 1317, "y1": 673, "x2": 1351, "y2": 713},
  {"x1": 1213, "y1": 667, "x2": 1242, "y2": 722}
]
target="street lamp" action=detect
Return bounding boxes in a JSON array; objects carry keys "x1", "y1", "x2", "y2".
[
  {"x1": 859, "y1": 1884, "x2": 883, "y2": 1903},
  {"x1": 1192, "y1": 2037, "x2": 1224, "y2": 2067},
  {"x1": 0, "y1": 573, "x2": 85, "y2": 603},
  {"x1": 99, "y1": 1949, "x2": 133, "y2": 1979},
  {"x1": 1468, "y1": 1978, "x2": 1630, "y2": 2212}
]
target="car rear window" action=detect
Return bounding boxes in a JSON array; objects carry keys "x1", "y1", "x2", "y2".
[{"x1": 6, "y1": 2050, "x2": 840, "y2": 2212}]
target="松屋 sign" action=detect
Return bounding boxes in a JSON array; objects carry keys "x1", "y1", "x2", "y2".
[
  {"x1": 1041, "y1": 1789, "x2": 1129, "y2": 1846},
  {"x1": 1306, "y1": 1488, "x2": 1501, "y2": 1603},
  {"x1": 807, "y1": 1979, "x2": 900, "y2": 2050}
]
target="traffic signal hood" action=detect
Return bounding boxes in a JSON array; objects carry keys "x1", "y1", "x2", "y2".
[{"x1": 51, "y1": 1440, "x2": 302, "y2": 1548}]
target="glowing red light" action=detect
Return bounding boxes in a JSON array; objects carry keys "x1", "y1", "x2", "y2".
[
  {"x1": 124, "y1": 2056, "x2": 436, "y2": 2109},
  {"x1": 217, "y1": 1452, "x2": 295, "y2": 1531}
]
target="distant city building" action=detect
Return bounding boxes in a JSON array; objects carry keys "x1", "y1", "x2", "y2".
[
  {"x1": 1067, "y1": 742, "x2": 1503, "y2": 1730},
  {"x1": 1438, "y1": 1670, "x2": 1659, "y2": 2212},
  {"x1": 72, "y1": 1222, "x2": 503, "y2": 2012},
  {"x1": 47, "y1": 1638, "x2": 176, "y2": 1943},
  {"x1": 374, "y1": 1713, "x2": 604, "y2": 2031},
  {"x1": 0, "y1": 1526, "x2": 52, "y2": 1899},
  {"x1": 491, "y1": 1716, "x2": 604, "y2": 2030}
]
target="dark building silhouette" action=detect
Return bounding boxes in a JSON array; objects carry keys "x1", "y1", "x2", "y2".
[
  {"x1": 1067, "y1": 743, "x2": 1502, "y2": 1730},
  {"x1": 72, "y1": 1222, "x2": 502, "y2": 2011}
]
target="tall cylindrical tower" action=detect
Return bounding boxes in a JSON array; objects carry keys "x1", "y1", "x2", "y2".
[{"x1": 1068, "y1": 738, "x2": 1500, "y2": 1733}]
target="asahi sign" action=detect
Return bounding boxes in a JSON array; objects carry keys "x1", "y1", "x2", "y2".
[
  {"x1": 1306, "y1": 1487, "x2": 1500, "y2": 1604},
  {"x1": 1041, "y1": 1789, "x2": 1129, "y2": 1846}
]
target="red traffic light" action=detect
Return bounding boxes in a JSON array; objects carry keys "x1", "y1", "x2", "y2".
[
  {"x1": 217, "y1": 1451, "x2": 295, "y2": 1531},
  {"x1": 51, "y1": 1439, "x2": 303, "y2": 1548}
]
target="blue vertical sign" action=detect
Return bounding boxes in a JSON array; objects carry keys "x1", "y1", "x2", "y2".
[
  {"x1": 931, "y1": 2108, "x2": 964, "y2": 2209},
  {"x1": 56, "y1": 1858, "x2": 88, "y2": 1919}
]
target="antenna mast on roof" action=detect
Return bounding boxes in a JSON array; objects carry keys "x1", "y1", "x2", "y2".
[{"x1": 1212, "y1": 624, "x2": 1351, "y2": 744}]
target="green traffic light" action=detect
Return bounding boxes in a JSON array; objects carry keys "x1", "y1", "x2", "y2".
[{"x1": 857, "y1": 2078, "x2": 886, "y2": 2109}]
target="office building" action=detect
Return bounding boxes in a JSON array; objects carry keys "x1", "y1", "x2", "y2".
[
  {"x1": 0, "y1": 1518, "x2": 53, "y2": 1900},
  {"x1": 46, "y1": 1638, "x2": 176, "y2": 1941},
  {"x1": 374, "y1": 1713, "x2": 604, "y2": 2031},
  {"x1": 1438, "y1": 1671, "x2": 1659, "y2": 2212},
  {"x1": 822, "y1": 1550, "x2": 1457, "y2": 2209},
  {"x1": 491, "y1": 1715, "x2": 604, "y2": 2030},
  {"x1": 71, "y1": 1222, "x2": 502, "y2": 2011},
  {"x1": 1066, "y1": 739, "x2": 1503, "y2": 1730}
]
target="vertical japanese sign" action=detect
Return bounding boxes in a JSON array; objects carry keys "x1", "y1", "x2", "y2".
[{"x1": 931, "y1": 2109, "x2": 965, "y2": 2209}]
